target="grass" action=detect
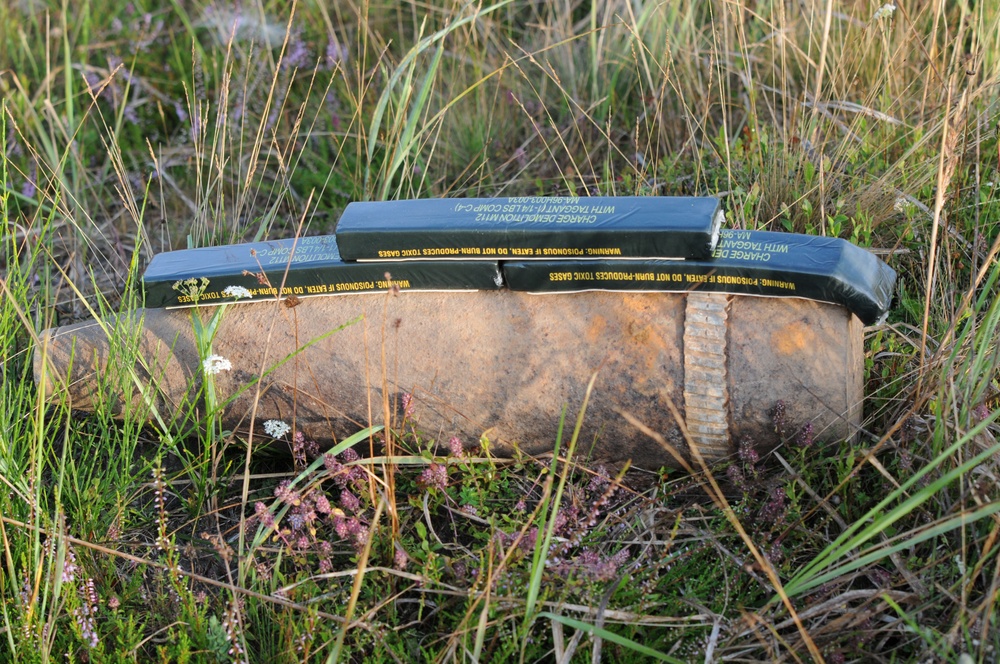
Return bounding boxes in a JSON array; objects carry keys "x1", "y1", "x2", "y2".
[{"x1": 1, "y1": 0, "x2": 999, "y2": 661}]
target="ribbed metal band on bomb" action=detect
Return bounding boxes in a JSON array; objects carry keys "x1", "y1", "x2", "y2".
[{"x1": 683, "y1": 293, "x2": 732, "y2": 460}]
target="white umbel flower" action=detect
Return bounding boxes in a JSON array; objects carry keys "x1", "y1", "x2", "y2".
[
  {"x1": 203, "y1": 354, "x2": 233, "y2": 375},
  {"x1": 263, "y1": 420, "x2": 292, "y2": 438},
  {"x1": 873, "y1": 3, "x2": 896, "y2": 20},
  {"x1": 223, "y1": 285, "x2": 253, "y2": 299}
]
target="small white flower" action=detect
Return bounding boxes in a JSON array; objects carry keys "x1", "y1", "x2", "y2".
[
  {"x1": 263, "y1": 419, "x2": 291, "y2": 439},
  {"x1": 203, "y1": 354, "x2": 233, "y2": 375},
  {"x1": 223, "y1": 285, "x2": 253, "y2": 299},
  {"x1": 873, "y1": 3, "x2": 896, "y2": 20}
]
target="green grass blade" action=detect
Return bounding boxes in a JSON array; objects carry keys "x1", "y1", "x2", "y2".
[
  {"x1": 537, "y1": 612, "x2": 685, "y2": 663},
  {"x1": 364, "y1": 0, "x2": 513, "y2": 198},
  {"x1": 521, "y1": 405, "x2": 565, "y2": 627},
  {"x1": 522, "y1": 373, "x2": 598, "y2": 637},
  {"x1": 379, "y1": 38, "x2": 445, "y2": 201},
  {"x1": 785, "y1": 411, "x2": 1000, "y2": 596},
  {"x1": 791, "y1": 499, "x2": 1000, "y2": 596}
]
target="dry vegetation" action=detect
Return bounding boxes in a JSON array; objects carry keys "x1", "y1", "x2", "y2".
[{"x1": 1, "y1": 0, "x2": 999, "y2": 661}]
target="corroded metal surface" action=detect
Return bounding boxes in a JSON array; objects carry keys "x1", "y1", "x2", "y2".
[{"x1": 34, "y1": 291, "x2": 863, "y2": 469}]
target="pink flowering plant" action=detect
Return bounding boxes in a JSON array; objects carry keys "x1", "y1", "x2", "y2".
[{"x1": 248, "y1": 426, "x2": 381, "y2": 578}]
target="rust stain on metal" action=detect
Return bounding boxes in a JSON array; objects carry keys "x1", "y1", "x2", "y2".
[
  {"x1": 772, "y1": 320, "x2": 817, "y2": 356},
  {"x1": 585, "y1": 315, "x2": 607, "y2": 344}
]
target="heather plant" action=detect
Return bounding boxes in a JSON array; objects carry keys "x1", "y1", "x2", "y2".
[{"x1": 2, "y1": 0, "x2": 1000, "y2": 661}]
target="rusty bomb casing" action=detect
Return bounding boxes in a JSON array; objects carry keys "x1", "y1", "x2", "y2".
[{"x1": 34, "y1": 290, "x2": 863, "y2": 469}]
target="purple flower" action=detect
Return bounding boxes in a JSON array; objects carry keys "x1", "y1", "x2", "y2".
[
  {"x1": 339, "y1": 489, "x2": 360, "y2": 513},
  {"x1": 73, "y1": 578, "x2": 99, "y2": 648},
  {"x1": 84, "y1": 72, "x2": 104, "y2": 97},
  {"x1": 83, "y1": 577, "x2": 98, "y2": 607},
  {"x1": 324, "y1": 454, "x2": 345, "y2": 482},
  {"x1": 418, "y1": 464, "x2": 448, "y2": 492},
  {"x1": 898, "y1": 448, "x2": 913, "y2": 471},
  {"x1": 737, "y1": 438, "x2": 759, "y2": 466},
  {"x1": 123, "y1": 104, "x2": 139, "y2": 125},
  {"x1": 292, "y1": 431, "x2": 307, "y2": 470},
  {"x1": 796, "y1": 422, "x2": 815, "y2": 447},
  {"x1": 551, "y1": 548, "x2": 630, "y2": 582},
  {"x1": 305, "y1": 437, "x2": 320, "y2": 457},
  {"x1": 726, "y1": 464, "x2": 747, "y2": 492},
  {"x1": 282, "y1": 30, "x2": 311, "y2": 70},
  {"x1": 771, "y1": 400, "x2": 788, "y2": 438},
  {"x1": 274, "y1": 480, "x2": 301, "y2": 506},
  {"x1": 513, "y1": 146, "x2": 528, "y2": 168},
  {"x1": 313, "y1": 493, "x2": 331, "y2": 515},
  {"x1": 553, "y1": 506, "x2": 579, "y2": 535},
  {"x1": 586, "y1": 466, "x2": 609, "y2": 494},
  {"x1": 760, "y1": 487, "x2": 787, "y2": 525},
  {"x1": 7, "y1": 132, "x2": 22, "y2": 156},
  {"x1": 19, "y1": 574, "x2": 31, "y2": 606},
  {"x1": 517, "y1": 527, "x2": 538, "y2": 552},
  {"x1": 401, "y1": 393, "x2": 415, "y2": 418},
  {"x1": 325, "y1": 90, "x2": 341, "y2": 125},
  {"x1": 393, "y1": 542, "x2": 409, "y2": 570},
  {"x1": 21, "y1": 161, "x2": 36, "y2": 199},
  {"x1": 448, "y1": 436, "x2": 464, "y2": 458},
  {"x1": 333, "y1": 514, "x2": 349, "y2": 539},
  {"x1": 325, "y1": 448, "x2": 367, "y2": 489},
  {"x1": 348, "y1": 464, "x2": 368, "y2": 485},
  {"x1": 221, "y1": 602, "x2": 247, "y2": 663},
  {"x1": 325, "y1": 37, "x2": 348, "y2": 67},
  {"x1": 62, "y1": 545, "x2": 78, "y2": 583},
  {"x1": 254, "y1": 502, "x2": 275, "y2": 529},
  {"x1": 232, "y1": 97, "x2": 244, "y2": 123}
]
